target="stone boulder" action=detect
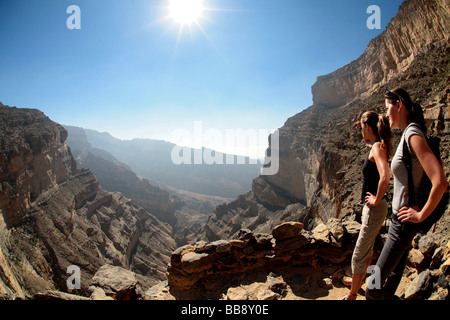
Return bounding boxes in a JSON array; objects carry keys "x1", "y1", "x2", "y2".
[
  {"x1": 312, "y1": 223, "x2": 330, "y2": 244},
  {"x1": 404, "y1": 270, "x2": 433, "y2": 300},
  {"x1": 272, "y1": 222, "x2": 303, "y2": 241},
  {"x1": 89, "y1": 265, "x2": 138, "y2": 300},
  {"x1": 167, "y1": 219, "x2": 359, "y2": 297}
]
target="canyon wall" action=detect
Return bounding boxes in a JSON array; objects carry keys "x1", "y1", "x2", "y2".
[
  {"x1": 166, "y1": 0, "x2": 450, "y2": 300},
  {"x1": 194, "y1": 0, "x2": 450, "y2": 243},
  {"x1": 0, "y1": 106, "x2": 176, "y2": 298},
  {"x1": 311, "y1": 0, "x2": 450, "y2": 108}
]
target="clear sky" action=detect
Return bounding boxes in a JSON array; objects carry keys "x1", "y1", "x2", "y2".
[{"x1": 0, "y1": 0, "x2": 403, "y2": 158}]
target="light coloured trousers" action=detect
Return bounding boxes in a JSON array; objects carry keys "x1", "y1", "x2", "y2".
[{"x1": 351, "y1": 199, "x2": 388, "y2": 275}]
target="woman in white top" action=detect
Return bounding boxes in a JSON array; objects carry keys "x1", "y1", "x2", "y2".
[{"x1": 365, "y1": 88, "x2": 448, "y2": 300}]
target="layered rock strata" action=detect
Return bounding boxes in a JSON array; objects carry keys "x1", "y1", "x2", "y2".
[
  {"x1": 0, "y1": 105, "x2": 176, "y2": 298},
  {"x1": 311, "y1": 0, "x2": 450, "y2": 108},
  {"x1": 194, "y1": 0, "x2": 450, "y2": 244}
]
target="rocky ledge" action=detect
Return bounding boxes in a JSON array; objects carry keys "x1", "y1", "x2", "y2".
[
  {"x1": 32, "y1": 264, "x2": 138, "y2": 300},
  {"x1": 167, "y1": 220, "x2": 360, "y2": 299},
  {"x1": 164, "y1": 220, "x2": 450, "y2": 300},
  {"x1": 28, "y1": 219, "x2": 450, "y2": 300}
]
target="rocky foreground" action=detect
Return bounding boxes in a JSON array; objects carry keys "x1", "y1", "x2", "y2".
[
  {"x1": 28, "y1": 219, "x2": 450, "y2": 301},
  {"x1": 1, "y1": 0, "x2": 450, "y2": 301}
]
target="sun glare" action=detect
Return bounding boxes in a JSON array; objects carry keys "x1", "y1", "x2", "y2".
[{"x1": 169, "y1": 0, "x2": 205, "y2": 25}]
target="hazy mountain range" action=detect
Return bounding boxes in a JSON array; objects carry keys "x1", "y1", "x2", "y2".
[{"x1": 64, "y1": 125, "x2": 261, "y2": 199}]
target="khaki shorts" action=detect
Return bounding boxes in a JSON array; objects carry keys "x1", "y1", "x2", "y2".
[{"x1": 351, "y1": 199, "x2": 388, "y2": 275}]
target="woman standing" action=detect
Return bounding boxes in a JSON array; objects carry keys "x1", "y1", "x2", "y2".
[
  {"x1": 365, "y1": 88, "x2": 449, "y2": 300},
  {"x1": 341, "y1": 111, "x2": 392, "y2": 300}
]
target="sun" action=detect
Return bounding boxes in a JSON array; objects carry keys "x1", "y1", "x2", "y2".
[{"x1": 169, "y1": 0, "x2": 205, "y2": 25}]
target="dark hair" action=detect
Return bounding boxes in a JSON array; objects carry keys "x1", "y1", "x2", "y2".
[
  {"x1": 385, "y1": 88, "x2": 426, "y2": 133},
  {"x1": 361, "y1": 110, "x2": 393, "y2": 157}
]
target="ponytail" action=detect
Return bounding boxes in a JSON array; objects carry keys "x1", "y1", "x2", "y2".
[
  {"x1": 410, "y1": 102, "x2": 426, "y2": 133},
  {"x1": 377, "y1": 114, "x2": 393, "y2": 157},
  {"x1": 361, "y1": 111, "x2": 393, "y2": 158}
]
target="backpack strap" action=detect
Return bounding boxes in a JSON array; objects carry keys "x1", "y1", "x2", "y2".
[
  {"x1": 401, "y1": 124, "x2": 449, "y2": 233},
  {"x1": 402, "y1": 135, "x2": 417, "y2": 208}
]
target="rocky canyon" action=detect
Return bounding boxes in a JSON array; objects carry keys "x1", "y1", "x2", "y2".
[
  {"x1": 0, "y1": 105, "x2": 176, "y2": 298},
  {"x1": 1, "y1": 0, "x2": 450, "y2": 301}
]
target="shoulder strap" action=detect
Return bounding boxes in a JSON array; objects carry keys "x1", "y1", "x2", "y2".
[
  {"x1": 406, "y1": 123, "x2": 428, "y2": 141},
  {"x1": 402, "y1": 138, "x2": 417, "y2": 207}
]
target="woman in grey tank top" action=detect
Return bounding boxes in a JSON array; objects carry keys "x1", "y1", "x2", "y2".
[{"x1": 365, "y1": 88, "x2": 448, "y2": 300}]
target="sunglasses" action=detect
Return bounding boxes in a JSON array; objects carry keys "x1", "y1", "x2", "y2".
[{"x1": 385, "y1": 89, "x2": 403, "y2": 102}]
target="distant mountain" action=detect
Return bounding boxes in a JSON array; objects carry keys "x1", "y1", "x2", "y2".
[
  {"x1": 69, "y1": 127, "x2": 261, "y2": 199},
  {"x1": 64, "y1": 126, "x2": 179, "y2": 223},
  {"x1": 64, "y1": 125, "x2": 231, "y2": 245}
]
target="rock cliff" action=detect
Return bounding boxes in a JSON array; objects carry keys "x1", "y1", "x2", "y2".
[
  {"x1": 194, "y1": 0, "x2": 450, "y2": 243},
  {"x1": 0, "y1": 105, "x2": 176, "y2": 298},
  {"x1": 0, "y1": 107, "x2": 76, "y2": 228},
  {"x1": 311, "y1": 0, "x2": 450, "y2": 108},
  {"x1": 178, "y1": 0, "x2": 450, "y2": 300}
]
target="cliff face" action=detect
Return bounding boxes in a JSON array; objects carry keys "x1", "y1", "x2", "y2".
[
  {"x1": 194, "y1": 0, "x2": 450, "y2": 243},
  {"x1": 0, "y1": 107, "x2": 76, "y2": 227},
  {"x1": 166, "y1": 0, "x2": 450, "y2": 300},
  {"x1": 0, "y1": 106, "x2": 176, "y2": 298},
  {"x1": 311, "y1": 0, "x2": 450, "y2": 108}
]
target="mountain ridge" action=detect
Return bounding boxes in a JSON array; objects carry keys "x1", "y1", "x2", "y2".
[
  {"x1": 76, "y1": 126, "x2": 261, "y2": 199},
  {"x1": 312, "y1": 0, "x2": 450, "y2": 108}
]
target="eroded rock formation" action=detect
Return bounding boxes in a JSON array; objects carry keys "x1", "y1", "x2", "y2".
[
  {"x1": 0, "y1": 105, "x2": 176, "y2": 298},
  {"x1": 193, "y1": 0, "x2": 450, "y2": 245},
  {"x1": 179, "y1": 0, "x2": 450, "y2": 300},
  {"x1": 312, "y1": 0, "x2": 450, "y2": 108}
]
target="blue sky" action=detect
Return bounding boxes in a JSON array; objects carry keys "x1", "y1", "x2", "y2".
[{"x1": 0, "y1": 0, "x2": 403, "y2": 158}]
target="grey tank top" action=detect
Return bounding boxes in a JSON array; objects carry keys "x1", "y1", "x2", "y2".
[{"x1": 391, "y1": 123, "x2": 425, "y2": 215}]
